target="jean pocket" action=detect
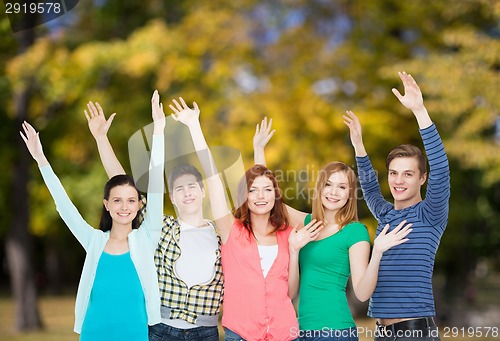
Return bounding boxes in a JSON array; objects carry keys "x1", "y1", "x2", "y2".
[{"x1": 147, "y1": 324, "x2": 164, "y2": 340}]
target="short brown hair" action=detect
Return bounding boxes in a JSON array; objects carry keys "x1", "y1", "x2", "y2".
[
  {"x1": 386, "y1": 144, "x2": 427, "y2": 176},
  {"x1": 234, "y1": 164, "x2": 289, "y2": 234},
  {"x1": 167, "y1": 164, "x2": 203, "y2": 193},
  {"x1": 311, "y1": 162, "x2": 358, "y2": 229}
]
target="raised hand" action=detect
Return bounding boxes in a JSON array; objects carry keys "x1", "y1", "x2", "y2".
[
  {"x1": 373, "y1": 220, "x2": 412, "y2": 255},
  {"x1": 84, "y1": 102, "x2": 116, "y2": 140},
  {"x1": 169, "y1": 97, "x2": 200, "y2": 127},
  {"x1": 392, "y1": 71, "x2": 424, "y2": 112},
  {"x1": 288, "y1": 219, "x2": 323, "y2": 253},
  {"x1": 343, "y1": 110, "x2": 367, "y2": 157},
  {"x1": 343, "y1": 110, "x2": 363, "y2": 146},
  {"x1": 253, "y1": 117, "x2": 275, "y2": 151},
  {"x1": 253, "y1": 117, "x2": 275, "y2": 165},
  {"x1": 151, "y1": 90, "x2": 166, "y2": 133},
  {"x1": 20, "y1": 121, "x2": 48, "y2": 166}
]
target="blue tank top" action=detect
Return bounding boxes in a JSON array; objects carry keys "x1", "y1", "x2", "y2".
[{"x1": 81, "y1": 251, "x2": 148, "y2": 341}]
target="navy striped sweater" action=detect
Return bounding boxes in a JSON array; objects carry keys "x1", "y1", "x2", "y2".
[{"x1": 356, "y1": 124, "x2": 450, "y2": 319}]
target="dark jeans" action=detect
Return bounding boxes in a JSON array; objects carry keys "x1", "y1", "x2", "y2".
[
  {"x1": 375, "y1": 318, "x2": 440, "y2": 341},
  {"x1": 148, "y1": 323, "x2": 218, "y2": 341},
  {"x1": 301, "y1": 327, "x2": 358, "y2": 341}
]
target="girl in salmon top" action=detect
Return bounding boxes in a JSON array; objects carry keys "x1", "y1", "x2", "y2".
[{"x1": 167, "y1": 97, "x2": 322, "y2": 341}]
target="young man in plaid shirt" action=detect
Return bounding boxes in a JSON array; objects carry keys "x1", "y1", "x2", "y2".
[{"x1": 85, "y1": 100, "x2": 223, "y2": 341}]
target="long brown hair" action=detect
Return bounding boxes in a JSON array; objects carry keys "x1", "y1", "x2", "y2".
[
  {"x1": 311, "y1": 162, "x2": 358, "y2": 229},
  {"x1": 234, "y1": 164, "x2": 289, "y2": 234}
]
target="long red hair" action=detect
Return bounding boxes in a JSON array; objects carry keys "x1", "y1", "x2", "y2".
[{"x1": 234, "y1": 164, "x2": 289, "y2": 234}]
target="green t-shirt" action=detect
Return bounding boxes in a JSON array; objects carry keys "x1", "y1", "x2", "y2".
[{"x1": 298, "y1": 214, "x2": 370, "y2": 330}]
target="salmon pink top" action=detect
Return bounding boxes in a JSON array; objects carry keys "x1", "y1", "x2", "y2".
[{"x1": 221, "y1": 220, "x2": 298, "y2": 341}]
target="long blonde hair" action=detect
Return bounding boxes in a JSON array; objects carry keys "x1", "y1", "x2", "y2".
[{"x1": 311, "y1": 162, "x2": 358, "y2": 229}]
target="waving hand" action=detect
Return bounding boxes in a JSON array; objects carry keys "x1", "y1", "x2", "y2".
[
  {"x1": 20, "y1": 121, "x2": 48, "y2": 167},
  {"x1": 170, "y1": 97, "x2": 200, "y2": 128},
  {"x1": 84, "y1": 102, "x2": 116, "y2": 140}
]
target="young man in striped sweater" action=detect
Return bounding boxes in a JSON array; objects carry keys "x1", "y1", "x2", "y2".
[{"x1": 344, "y1": 71, "x2": 450, "y2": 341}]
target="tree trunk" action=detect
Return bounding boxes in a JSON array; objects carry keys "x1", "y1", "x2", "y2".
[
  {"x1": 5, "y1": 17, "x2": 43, "y2": 331},
  {"x1": 6, "y1": 94, "x2": 43, "y2": 331}
]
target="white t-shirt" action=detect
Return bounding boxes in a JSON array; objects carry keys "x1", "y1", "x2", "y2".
[
  {"x1": 257, "y1": 244, "x2": 278, "y2": 278},
  {"x1": 163, "y1": 219, "x2": 219, "y2": 329}
]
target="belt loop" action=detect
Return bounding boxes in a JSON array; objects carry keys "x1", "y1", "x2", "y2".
[{"x1": 376, "y1": 321, "x2": 386, "y2": 336}]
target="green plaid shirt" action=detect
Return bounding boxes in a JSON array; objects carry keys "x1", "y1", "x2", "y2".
[{"x1": 139, "y1": 197, "x2": 223, "y2": 324}]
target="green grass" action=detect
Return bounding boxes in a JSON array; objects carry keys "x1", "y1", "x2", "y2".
[{"x1": 0, "y1": 296, "x2": 78, "y2": 341}]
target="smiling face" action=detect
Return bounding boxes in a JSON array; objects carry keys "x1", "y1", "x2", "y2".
[
  {"x1": 320, "y1": 171, "x2": 350, "y2": 215},
  {"x1": 388, "y1": 156, "x2": 427, "y2": 210},
  {"x1": 170, "y1": 174, "x2": 205, "y2": 216},
  {"x1": 247, "y1": 175, "x2": 276, "y2": 215},
  {"x1": 103, "y1": 185, "x2": 140, "y2": 227}
]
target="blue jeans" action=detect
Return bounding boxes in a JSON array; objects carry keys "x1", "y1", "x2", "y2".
[
  {"x1": 301, "y1": 327, "x2": 358, "y2": 341},
  {"x1": 224, "y1": 328, "x2": 245, "y2": 341},
  {"x1": 148, "y1": 323, "x2": 218, "y2": 341},
  {"x1": 224, "y1": 327, "x2": 299, "y2": 341}
]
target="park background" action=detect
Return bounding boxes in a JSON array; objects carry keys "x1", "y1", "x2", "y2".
[{"x1": 1, "y1": 0, "x2": 499, "y2": 340}]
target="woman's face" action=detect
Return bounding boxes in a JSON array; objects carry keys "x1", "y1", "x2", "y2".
[
  {"x1": 247, "y1": 175, "x2": 276, "y2": 215},
  {"x1": 103, "y1": 185, "x2": 140, "y2": 226},
  {"x1": 320, "y1": 171, "x2": 350, "y2": 214}
]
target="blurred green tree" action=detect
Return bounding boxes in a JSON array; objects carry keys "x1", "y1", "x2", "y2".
[{"x1": 2, "y1": 0, "x2": 498, "y2": 330}]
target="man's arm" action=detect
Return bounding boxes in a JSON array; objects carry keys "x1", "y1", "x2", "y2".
[
  {"x1": 84, "y1": 101, "x2": 126, "y2": 178},
  {"x1": 392, "y1": 72, "x2": 450, "y2": 227},
  {"x1": 391, "y1": 71, "x2": 432, "y2": 130},
  {"x1": 344, "y1": 110, "x2": 391, "y2": 220}
]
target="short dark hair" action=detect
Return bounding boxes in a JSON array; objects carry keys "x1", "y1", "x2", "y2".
[
  {"x1": 167, "y1": 164, "x2": 204, "y2": 193},
  {"x1": 99, "y1": 174, "x2": 141, "y2": 232},
  {"x1": 386, "y1": 144, "x2": 427, "y2": 176}
]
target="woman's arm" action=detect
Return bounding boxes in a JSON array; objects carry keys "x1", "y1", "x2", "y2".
[
  {"x1": 20, "y1": 121, "x2": 98, "y2": 250},
  {"x1": 253, "y1": 117, "x2": 275, "y2": 166},
  {"x1": 142, "y1": 90, "x2": 166, "y2": 244},
  {"x1": 169, "y1": 98, "x2": 234, "y2": 243},
  {"x1": 287, "y1": 219, "x2": 323, "y2": 299},
  {"x1": 252, "y1": 117, "x2": 308, "y2": 227},
  {"x1": 350, "y1": 221, "x2": 412, "y2": 302},
  {"x1": 84, "y1": 101, "x2": 126, "y2": 177}
]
